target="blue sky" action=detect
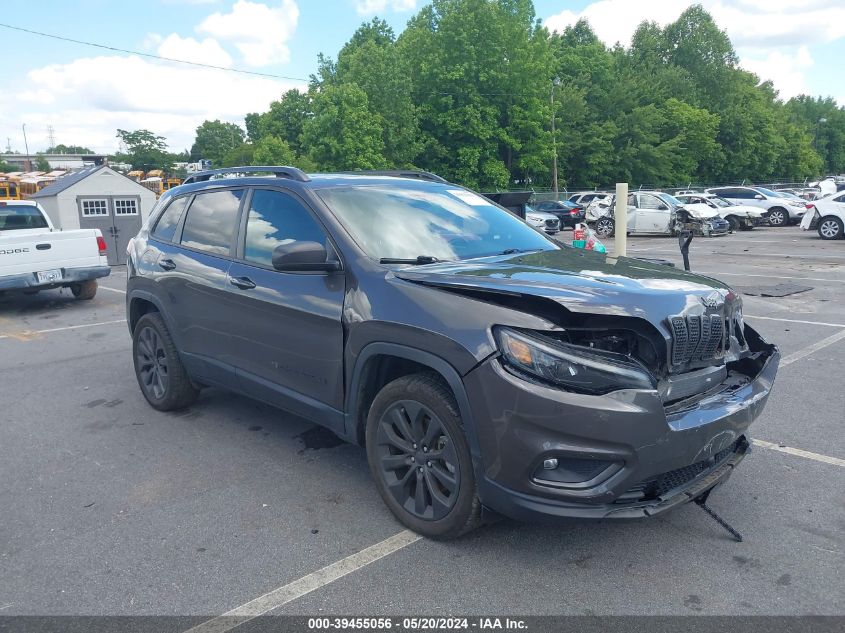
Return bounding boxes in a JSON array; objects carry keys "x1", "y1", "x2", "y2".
[{"x1": 1, "y1": 0, "x2": 843, "y2": 155}]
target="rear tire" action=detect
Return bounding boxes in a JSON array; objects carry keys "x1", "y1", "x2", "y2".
[
  {"x1": 818, "y1": 216, "x2": 843, "y2": 240},
  {"x1": 132, "y1": 312, "x2": 199, "y2": 411},
  {"x1": 71, "y1": 280, "x2": 97, "y2": 300},
  {"x1": 767, "y1": 207, "x2": 788, "y2": 227},
  {"x1": 366, "y1": 372, "x2": 481, "y2": 539},
  {"x1": 595, "y1": 217, "x2": 615, "y2": 238}
]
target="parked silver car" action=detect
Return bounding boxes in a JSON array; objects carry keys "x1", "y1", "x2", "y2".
[
  {"x1": 705, "y1": 186, "x2": 807, "y2": 227},
  {"x1": 525, "y1": 207, "x2": 561, "y2": 234}
]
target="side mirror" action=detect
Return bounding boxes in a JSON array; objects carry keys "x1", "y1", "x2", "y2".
[
  {"x1": 272, "y1": 241, "x2": 340, "y2": 272},
  {"x1": 754, "y1": 194, "x2": 765, "y2": 200}
]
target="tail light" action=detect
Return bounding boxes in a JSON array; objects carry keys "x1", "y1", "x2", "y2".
[
  {"x1": 96, "y1": 235, "x2": 107, "y2": 256},
  {"x1": 805, "y1": 203, "x2": 814, "y2": 209}
]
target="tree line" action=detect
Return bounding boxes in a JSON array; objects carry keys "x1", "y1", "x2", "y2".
[{"x1": 126, "y1": 0, "x2": 845, "y2": 191}]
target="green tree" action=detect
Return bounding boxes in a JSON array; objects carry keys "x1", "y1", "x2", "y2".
[
  {"x1": 247, "y1": 89, "x2": 311, "y2": 156},
  {"x1": 191, "y1": 120, "x2": 245, "y2": 166},
  {"x1": 398, "y1": 0, "x2": 554, "y2": 189},
  {"x1": 301, "y1": 83, "x2": 387, "y2": 170},
  {"x1": 0, "y1": 161, "x2": 16, "y2": 173},
  {"x1": 34, "y1": 155, "x2": 51, "y2": 171},
  {"x1": 46, "y1": 144, "x2": 93, "y2": 154},
  {"x1": 252, "y1": 136, "x2": 296, "y2": 165},
  {"x1": 332, "y1": 19, "x2": 420, "y2": 167},
  {"x1": 115, "y1": 129, "x2": 170, "y2": 171}
]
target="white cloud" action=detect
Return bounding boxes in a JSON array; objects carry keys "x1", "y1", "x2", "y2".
[
  {"x1": 354, "y1": 0, "x2": 417, "y2": 15},
  {"x1": 12, "y1": 55, "x2": 304, "y2": 153},
  {"x1": 740, "y1": 45, "x2": 813, "y2": 99},
  {"x1": 545, "y1": 0, "x2": 688, "y2": 47},
  {"x1": 197, "y1": 0, "x2": 300, "y2": 66},
  {"x1": 544, "y1": 1, "x2": 845, "y2": 49},
  {"x1": 156, "y1": 33, "x2": 233, "y2": 67},
  {"x1": 543, "y1": 1, "x2": 845, "y2": 102}
]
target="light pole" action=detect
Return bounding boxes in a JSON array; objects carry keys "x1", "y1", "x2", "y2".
[
  {"x1": 551, "y1": 77, "x2": 560, "y2": 195},
  {"x1": 22, "y1": 123, "x2": 31, "y2": 170}
]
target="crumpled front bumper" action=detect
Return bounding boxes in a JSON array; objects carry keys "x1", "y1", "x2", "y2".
[{"x1": 463, "y1": 326, "x2": 779, "y2": 522}]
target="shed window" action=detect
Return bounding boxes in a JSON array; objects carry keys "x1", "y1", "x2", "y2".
[
  {"x1": 81, "y1": 199, "x2": 109, "y2": 216},
  {"x1": 114, "y1": 199, "x2": 138, "y2": 215}
]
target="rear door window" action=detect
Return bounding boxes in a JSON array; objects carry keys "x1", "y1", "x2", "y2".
[
  {"x1": 242, "y1": 189, "x2": 328, "y2": 268},
  {"x1": 180, "y1": 189, "x2": 245, "y2": 256}
]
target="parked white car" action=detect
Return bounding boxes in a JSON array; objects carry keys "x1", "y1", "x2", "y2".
[
  {"x1": 0, "y1": 200, "x2": 110, "y2": 298},
  {"x1": 525, "y1": 207, "x2": 561, "y2": 234},
  {"x1": 588, "y1": 191, "x2": 730, "y2": 237},
  {"x1": 566, "y1": 192, "x2": 611, "y2": 206},
  {"x1": 706, "y1": 186, "x2": 807, "y2": 226},
  {"x1": 800, "y1": 191, "x2": 845, "y2": 240},
  {"x1": 675, "y1": 193, "x2": 765, "y2": 231}
]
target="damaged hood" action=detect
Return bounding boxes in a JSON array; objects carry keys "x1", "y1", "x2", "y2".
[
  {"x1": 678, "y1": 203, "x2": 721, "y2": 220},
  {"x1": 393, "y1": 248, "x2": 738, "y2": 327}
]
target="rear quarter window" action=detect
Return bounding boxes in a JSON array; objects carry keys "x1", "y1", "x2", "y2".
[{"x1": 151, "y1": 196, "x2": 190, "y2": 243}]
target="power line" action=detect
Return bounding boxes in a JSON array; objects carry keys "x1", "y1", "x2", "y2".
[{"x1": 0, "y1": 22, "x2": 310, "y2": 82}]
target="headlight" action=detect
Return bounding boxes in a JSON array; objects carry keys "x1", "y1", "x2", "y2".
[{"x1": 495, "y1": 327, "x2": 657, "y2": 395}]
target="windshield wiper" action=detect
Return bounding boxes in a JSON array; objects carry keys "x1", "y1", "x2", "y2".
[{"x1": 379, "y1": 255, "x2": 442, "y2": 265}]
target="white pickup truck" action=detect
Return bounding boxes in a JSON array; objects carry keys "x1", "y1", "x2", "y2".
[{"x1": 0, "y1": 200, "x2": 110, "y2": 299}]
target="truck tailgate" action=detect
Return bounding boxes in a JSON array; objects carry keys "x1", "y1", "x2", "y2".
[{"x1": 0, "y1": 229, "x2": 106, "y2": 277}]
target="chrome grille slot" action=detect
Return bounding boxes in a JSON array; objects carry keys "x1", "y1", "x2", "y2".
[{"x1": 669, "y1": 314, "x2": 725, "y2": 366}]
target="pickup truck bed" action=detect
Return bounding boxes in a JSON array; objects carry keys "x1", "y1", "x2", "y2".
[{"x1": 0, "y1": 200, "x2": 110, "y2": 298}]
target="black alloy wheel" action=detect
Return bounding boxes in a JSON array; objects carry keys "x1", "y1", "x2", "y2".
[
  {"x1": 376, "y1": 400, "x2": 460, "y2": 521},
  {"x1": 366, "y1": 372, "x2": 481, "y2": 538},
  {"x1": 132, "y1": 312, "x2": 199, "y2": 411}
]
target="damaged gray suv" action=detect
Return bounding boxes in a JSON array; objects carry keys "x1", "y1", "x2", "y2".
[{"x1": 126, "y1": 167, "x2": 780, "y2": 539}]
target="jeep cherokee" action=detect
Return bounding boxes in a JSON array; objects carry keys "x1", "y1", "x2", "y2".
[{"x1": 126, "y1": 166, "x2": 779, "y2": 539}]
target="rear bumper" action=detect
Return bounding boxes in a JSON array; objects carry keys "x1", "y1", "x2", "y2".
[
  {"x1": 464, "y1": 326, "x2": 779, "y2": 522},
  {"x1": 0, "y1": 265, "x2": 110, "y2": 291}
]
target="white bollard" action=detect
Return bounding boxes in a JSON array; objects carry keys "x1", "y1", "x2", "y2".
[{"x1": 615, "y1": 182, "x2": 628, "y2": 257}]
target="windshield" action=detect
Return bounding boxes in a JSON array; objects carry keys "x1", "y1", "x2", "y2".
[
  {"x1": 317, "y1": 184, "x2": 557, "y2": 261},
  {"x1": 0, "y1": 204, "x2": 49, "y2": 231},
  {"x1": 657, "y1": 192, "x2": 683, "y2": 206},
  {"x1": 709, "y1": 197, "x2": 732, "y2": 208}
]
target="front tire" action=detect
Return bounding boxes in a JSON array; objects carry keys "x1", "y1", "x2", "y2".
[
  {"x1": 132, "y1": 312, "x2": 199, "y2": 411},
  {"x1": 366, "y1": 372, "x2": 481, "y2": 539},
  {"x1": 818, "y1": 216, "x2": 844, "y2": 240},
  {"x1": 726, "y1": 215, "x2": 740, "y2": 232},
  {"x1": 767, "y1": 207, "x2": 788, "y2": 227}
]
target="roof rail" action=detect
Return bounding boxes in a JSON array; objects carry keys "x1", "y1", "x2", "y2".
[
  {"x1": 182, "y1": 166, "x2": 310, "y2": 185},
  {"x1": 338, "y1": 169, "x2": 449, "y2": 184}
]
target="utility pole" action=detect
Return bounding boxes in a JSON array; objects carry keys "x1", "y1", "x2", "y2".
[
  {"x1": 47, "y1": 125, "x2": 56, "y2": 150},
  {"x1": 551, "y1": 77, "x2": 560, "y2": 196},
  {"x1": 5, "y1": 137, "x2": 10, "y2": 153},
  {"x1": 22, "y1": 124, "x2": 31, "y2": 171}
]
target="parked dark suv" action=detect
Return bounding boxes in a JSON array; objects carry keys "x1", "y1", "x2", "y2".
[{"x1": 126, "y1": 167, "x2": 780, "y2": 539}]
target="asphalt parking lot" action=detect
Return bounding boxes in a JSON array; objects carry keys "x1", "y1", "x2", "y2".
[{"x1": 1, "y1": 225, "x2": 843, "y2": 624}]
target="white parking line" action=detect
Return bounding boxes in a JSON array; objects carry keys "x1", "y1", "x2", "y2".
[
  {"x1": 98, "y1": 285, "x2": 126, "y2": 294},
  {"x1": 778, "y1": 329, "x2": 845, "y2": 367},
  {"x1": 184, "y1": 530, "x2": 422, "y2": 633},
  {"x1": 753, "y1": 440, "x2": 845, "y2": 467},
  {"x1": 0, "y1": 318, "x2": 126, "y2": 340},
  {"x1": 744, "y1": 315, "x2": 845, "y2": 328}
]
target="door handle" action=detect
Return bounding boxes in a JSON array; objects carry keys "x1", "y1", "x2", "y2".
[
  {"x1": 229, "y1": 276, "x2": 256, "y2": 290},
  {"x1": 158, "y1": 258, "x2": 176, "y2": 271}
]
